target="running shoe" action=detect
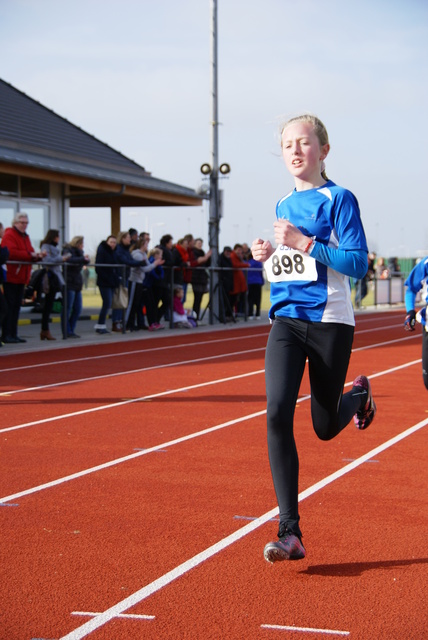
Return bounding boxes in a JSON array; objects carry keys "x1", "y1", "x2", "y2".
[
  {"x1": 353, "y1": 375, "x2": 377, "y2": 430},
  {"x1": 263, "y1": 529, "x2": 306, "y2": 563}
]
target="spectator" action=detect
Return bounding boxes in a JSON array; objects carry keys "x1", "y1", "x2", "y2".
[
  {"x1": 388, "y1": 257, "x2": 401, "y2": 277},
  {"x1": 218, "y1": 246, "x2": 234, "y2": 322},
  {"x1": 128, "y1": 228, "x2": 139, "y2": 245},
  {"x1": 113, "y1": 231, "x2": 145, "y2": 332},
  {"x1": 247, "y1": 252, "x2": 264, "y2": 319},
  {"x1": 0, "y1": 222, "x2": 9, "y2": 346},
  {"x1": 139, "y1": 231, "x2": 150, "y2": 244},
  {"x1": 94, "y1": 235, "x2": 120, "y2": 334},
  {"x1": 241, "y1": 242, "x2": 251, "y2": 261},
  {"x1": 40, "y1": 229, "x2": 71, "y2": 340},
  {"x1": 1, "y1": 212, "x2": 45, "y2": 344},
  {"x1": 82, "y1": 264, "x2": 90, "y2": 289},
  {"x1": 172, "y1": 285, "x2": 193, "y2": 328},
  {"x1": 172, "y1": 237, "x2": 190, "y2": 296},
  {"x1": 125, "y1": 237, "x2": 164, "y2": 332},
  {"x1": 155, "y1": 234, "x2": 175, "y2": 322},
  {"x1": 367, "y1": 252, "x2": 376, "y2": 280},
  {"x1": 145, "y1": 247, "x2": 165, "y2": 322},
  {"x1": 190, "y1": 237, "x2": 212, "y2": 320},
  {"x1": 61, "y1": 235, "x2": 90, "y2": 338},
  {"x1": 375, "y1": 257, "x2": 389, "y2": 279},
  {"x1": 230, "y1": 243, "x2": 250, "y2": 316}
]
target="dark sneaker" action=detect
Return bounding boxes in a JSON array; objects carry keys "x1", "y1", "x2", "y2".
[
  {"x1": 263, "y1": 529, "x2": 306, "y2": 563},
  {"x1": 353, "y1": 375, "x2": 376, "y2": 430}
]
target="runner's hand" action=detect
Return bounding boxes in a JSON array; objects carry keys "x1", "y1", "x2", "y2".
[{"x1": 404, "y1": 310, "x2": 416, "y2": 331}]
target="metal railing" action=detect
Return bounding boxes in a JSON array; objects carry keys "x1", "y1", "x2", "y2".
[{"x1": 4, "y1": 260, "x2": 408, "y2": 338}]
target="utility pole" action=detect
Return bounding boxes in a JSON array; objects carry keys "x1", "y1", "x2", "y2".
[
  {"x1": 208, "y1": 0, "x2": 220, "y2": 323},
  {"x1": 201, "y1": 0, "x2": 230, "y2": 323}
]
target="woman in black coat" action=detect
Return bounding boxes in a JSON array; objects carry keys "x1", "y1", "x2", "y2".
[
  {"x1": 61, "y1": 235, "x2": 90, "y2": 337},
  {"x1": 94, "y1": 235, "x2": 120, "y2": 334}
]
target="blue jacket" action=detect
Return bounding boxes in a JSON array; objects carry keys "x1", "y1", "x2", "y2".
[
  {"x1": 247, "y1": 258, "x2": 264, "y2": 286},
  {"x1": 0, "y1": 244, "x2": 9, "y2": 283}
]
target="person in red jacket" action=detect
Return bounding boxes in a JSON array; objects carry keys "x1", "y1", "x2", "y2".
[
  {"x1": 1, "y1": 212, "x2": 45, "y2": 343},
  {"x1": 0, "y1": 222, "x2": 9, "y2": 347},
  {"x1": 230, "y1": 243, "x2": 249, "y2": 316}
]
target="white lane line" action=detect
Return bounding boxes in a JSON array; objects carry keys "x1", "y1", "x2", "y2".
[
  {"x1": 0, "y1": 348, "x2": 421, "y2": 437},
  {"x1": 0, "y1": 358, "x2": 420, "y2": 502},
  {"x1": 0, "y1": 332, "x2": 268, "y2": 374},
  {"x1": 58, "y1": 417, "x2": 428, "y2": 640},
  {"x1": 0, "y1": 330, "x2": 419, "y2": 399},
  {"x1": 0, "y1": 316, "x2": 403, "y2": 376},
  {"x1": 353, "y1": 333, "x2": 420, "y2": 351},
  {"x1": 0, "y1": 407, "x2": 267, "y2": 504},
  {"x1": 72, "y1": 611, "x2": 154, "y2": 621},
  {"x1": 261, "y1": 623, "x2": 349, "y2": 635},
  {"x1": 0, "y1": 346, "x2": 265, "y2": 397},
  {"x1": 0, "y1": 368, "x2": 265, "y2": 435}
]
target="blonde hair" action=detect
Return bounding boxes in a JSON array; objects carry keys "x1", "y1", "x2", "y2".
[
  {"x1": 149, "y1": 248, "x2": 162, "y2": 259},
  {"x1": 69, "y1": 235, "x2": 84, "y2": 248},
  {"x1": 280, "y1": 113, "x2": 329, "y2": 181},
  {"x1": 116, "y1": 230, "x2": 130, "y2": 245}
]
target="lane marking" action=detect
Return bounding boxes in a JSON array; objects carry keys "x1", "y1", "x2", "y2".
[
  {"x1": 0, "y1": 332, "x2": 269, "y2": 374},
  {"x1": 261, "y1": 623, "x2": 349, "y2": 635},
  {"x1": 0, "y1": 326, "x2": 418, "y2": 397},
  {"x1": 0, "y1": 369, "x2": 265, "y2": 435},
  {"x1": 0, "y1": 408, "x2": 267, "y2": 504},
  {"x1": 72, "y1": 611, "x2": 154, "y2": 621},
  {"x1": 0, "y1": 357, "x2": 421, "y2": 501},
  {"x1": 0, "y1": 350, "x2": 421, "y2": 437},
  {"x1": 1, "y1": 314, "x2": 405, "y2": 375},
  {"x1": 0, "y1": 346, "x2": 265, "y2": 397},
  {"x1": 58, "y1": 417, "x2": 428, "y2": 640}
]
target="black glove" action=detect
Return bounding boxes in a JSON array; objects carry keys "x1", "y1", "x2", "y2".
[{"x1": 404, "y1": 309, "x2": 416, "y2": 331}]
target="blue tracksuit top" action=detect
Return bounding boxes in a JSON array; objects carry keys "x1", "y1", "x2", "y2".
[{"x1": 267, "y1": 180, "x2": 368, "y2": 326}]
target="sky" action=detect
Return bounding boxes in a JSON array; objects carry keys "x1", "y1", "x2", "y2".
[{"x1": 1, "y1": 0, "x2": 428, "y2": 258}]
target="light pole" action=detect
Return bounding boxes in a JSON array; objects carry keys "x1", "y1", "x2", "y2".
[{"x1": 201, "y1": 0, "x2": 230, "y2": 323}]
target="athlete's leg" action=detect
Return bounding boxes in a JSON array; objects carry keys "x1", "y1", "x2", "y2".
[
  {"x1": 265, "y1": 317, "x2": 307, "y2": 536},
  {"x1": 307, "y1": 322, "x2": 364, "y2": 440}
]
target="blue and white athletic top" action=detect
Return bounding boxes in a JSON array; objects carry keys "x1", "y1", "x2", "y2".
[
  {"x1": 405, "y1": 256, "x2": 428, "y2": 330},
  {"x1": 266, "y1": 180, "x2": 368, "y2": 326}
]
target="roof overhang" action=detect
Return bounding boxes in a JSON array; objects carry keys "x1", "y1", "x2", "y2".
[{"x1": 0, "y1": 145, "x2": 203, "y2": 208}]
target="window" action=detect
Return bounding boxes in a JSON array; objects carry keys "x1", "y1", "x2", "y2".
[{"x1": 0, "y1": 173, "x2": 18, "y2": 196}]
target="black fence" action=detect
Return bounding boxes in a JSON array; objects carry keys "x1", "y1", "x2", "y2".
[{"x1": 4, "y1": 261, "x2": 408, "y2": 338}]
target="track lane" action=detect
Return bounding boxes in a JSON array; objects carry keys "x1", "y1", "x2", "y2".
[{"x1": 1, "y1": 313, "x2": 427, "y2": 639}]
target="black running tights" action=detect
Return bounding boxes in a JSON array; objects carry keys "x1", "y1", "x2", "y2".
[{"x1": 265, "y1": 317, "x2": 363, "y2": 536}]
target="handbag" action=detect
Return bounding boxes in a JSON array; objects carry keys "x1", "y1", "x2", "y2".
[{"x1": 112, "y1": 284, "x2": 128, "y2": 309}]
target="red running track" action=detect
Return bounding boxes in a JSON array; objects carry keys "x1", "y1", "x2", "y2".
[{"x1": 0, "y1": 310, "x2": 427, "y2": 639}]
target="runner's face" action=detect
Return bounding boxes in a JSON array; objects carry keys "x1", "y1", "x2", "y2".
[{"x1": 281, "y1": 122, "x2": 328, "y2": 185}]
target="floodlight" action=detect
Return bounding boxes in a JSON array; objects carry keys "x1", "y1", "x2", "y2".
[{"x1": 200, "y1": 163, "x2": 212, "y2": 175}]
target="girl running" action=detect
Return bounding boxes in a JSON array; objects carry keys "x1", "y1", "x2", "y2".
[{"x1": 251, "y1": 114, "x2": 376, "y2": 563}]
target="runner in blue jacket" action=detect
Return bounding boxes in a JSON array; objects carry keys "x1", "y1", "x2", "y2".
[
  {"x1": 404, "y1": 256, "x2": 428, "y2": 390},
  {"x1": 251, "y1": 114, "x2": 377, "y2": 563}
]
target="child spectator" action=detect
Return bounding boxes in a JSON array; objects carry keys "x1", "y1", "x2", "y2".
[{"x1": 173, "y1": 285, "x2": 193, "y2": 328}]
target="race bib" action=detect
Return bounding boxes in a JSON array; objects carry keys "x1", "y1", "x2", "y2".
[{"x1": 264, "y1": 245, "x2": 318, "y2": 283}]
